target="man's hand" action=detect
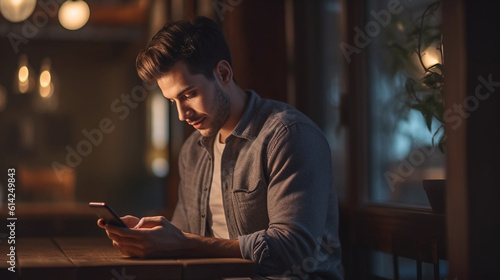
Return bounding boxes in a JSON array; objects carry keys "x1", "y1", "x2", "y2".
[
  {"x1": 97, "y1": 215, "x2": 141, "y2": 228},
  {"x1": 98, "y1": 215, "x2": 188, "y2": 258},
  {"x1": 97, "y1": 215, "x2": 242, "y2": 259}
]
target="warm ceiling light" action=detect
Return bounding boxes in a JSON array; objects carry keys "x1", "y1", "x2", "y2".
[
  {"x1": 0, "y1": 0, "x2": 37, "y2": 22},
  {"x1": 18, "y1": 65, "x2": 29, "y2": 82},
  {"x1": 58, "y1": 0, "x2": 90, "y2": 30},
  {"x1": 39, "y1": 58, "x2": 54, "y2": 99},
  {"x1": 39, "y1": 70, "x2": 51, "y2": 88},
  {"x1": 39, "y1": 69, "x2": 53, "y2": 98},
  {"x1": 16, "y1": 54, "x2": 34, "y2": 94}
]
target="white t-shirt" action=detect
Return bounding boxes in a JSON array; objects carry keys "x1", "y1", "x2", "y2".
[{"x1": 208, "y1": 134, "x2": 230, "y2": 239}]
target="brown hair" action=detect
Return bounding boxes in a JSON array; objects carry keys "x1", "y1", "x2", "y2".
[{"x1": 136, "y1": 16, "x2": 232, "y2": 83}]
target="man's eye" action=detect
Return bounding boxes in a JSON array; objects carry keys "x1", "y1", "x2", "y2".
[{"x1": 184, "y1": 92, "x2": 195, "y2": 100}]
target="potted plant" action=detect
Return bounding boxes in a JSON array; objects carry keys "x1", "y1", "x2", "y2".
[
  {"x1": 406, "y1": 1, "x2": 446, "y2": 214},
  {"x1": 403, "y1": 1, "x2": 445, "y2": 153},
  {"x1": 389, "y1": 0, "x2": 446, "y2": 213}
]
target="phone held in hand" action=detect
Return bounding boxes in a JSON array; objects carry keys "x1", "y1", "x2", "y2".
[{"x1": 89, "y1": 202, "x2": 127, "y2": 228}]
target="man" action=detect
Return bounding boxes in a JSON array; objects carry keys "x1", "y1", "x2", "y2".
[{"x1": 98, "y1": 16, "x2": 343, "y2": 279}]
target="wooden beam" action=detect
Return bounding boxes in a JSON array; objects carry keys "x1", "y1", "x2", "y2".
[{"x1": 442, "y1": 0, "x2": 469, "y2": 278}]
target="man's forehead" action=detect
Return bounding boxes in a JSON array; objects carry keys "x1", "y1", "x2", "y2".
[
  {"x1": 157, "y1": 62, "x2": 209, "y2": 99},
  {"x1": 158, "y1": 63, "x2": 191, "y2": 96}
]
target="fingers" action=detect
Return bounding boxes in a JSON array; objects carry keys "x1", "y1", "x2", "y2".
[
  {"x1": 97, "y1": 219, "x2": 106, "y2": 229},
  {"x1": 107, "y1": 230, "x2": 144, "y2": 246},
  {"x1": 100, "y1": 216, "x2": 167, "y2": 231},
  {"x1": 106, "y1": 229, "x2": 148, "y2": 257},
  {"x1": 98, "y1": 217, "x2": 149, "y2": 258},
  {"x1": 122, "y1": 215, "x2": 139, "y2": 220},
  {"x1": 105, "y1": 224, "x2": 144, "y2": 241},
  {"x1": 101, "y1": 215, "x2": 176, "y2": 259},
  {"x1": 121, "y1": 215, "x2": 140, "y2": 228},
  {"x1": 134, "y1": 216, "x2": 168, "y2": 229},
  {"x1": 110, "y1": 232, "x2": 161, "y2": 258}
]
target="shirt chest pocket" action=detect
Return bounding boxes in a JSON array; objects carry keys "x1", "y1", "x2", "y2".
[{"x1": 232, "y1": 179, "x2": 269, "y2": 233}]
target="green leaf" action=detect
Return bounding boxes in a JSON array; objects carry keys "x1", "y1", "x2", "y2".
[
  {"x1": 432, "y1": 127, "x2": 446, "y2": 153},
  {"x1": 410, "y1": 103, "x2": 424, "y2": 112},
  {"x1": 426, "y1": 1, "x2": 442, "y2": 16},
  {"x1": 405, "y1": 78, "x2": 418, "y2": 100},
  {"x1": 424, "y1": 112, "x2": 433, "y2": 131},
  {"x1": 423, "y1": 95, "x2": 444, "y2": 121},
  {"x1": 438, "y1": 134, "x2": 446, "y2": 153},
  {"x1": 428, "y1": 63, "x2": 443, "y2": 73},
  {"x1": 422, "y1": 71, "x2": 443, "y2": 88},
  {"x1": 433, "y1": 100, "x2": 444, "y2": 123}
]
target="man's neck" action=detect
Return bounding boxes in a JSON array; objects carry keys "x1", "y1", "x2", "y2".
[{"x1": 219, "y1": 86, "x2": 249, "y2": 143}]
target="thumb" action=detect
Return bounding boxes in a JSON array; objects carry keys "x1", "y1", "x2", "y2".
[
  {"x1": 121, "y1": 215, "x2": 140, "y2": 227},
  {"x1": 134, "y1": 216, "x2": 168, "y2": 229}
]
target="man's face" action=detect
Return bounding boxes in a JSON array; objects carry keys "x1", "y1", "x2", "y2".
[{"x1": 157, "y1": 61, "x2": 230, "y2": 138}]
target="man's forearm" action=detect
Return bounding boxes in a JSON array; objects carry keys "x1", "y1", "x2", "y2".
[{"x1": 182, "y1": 233, "x2": 242, "y2": 258}]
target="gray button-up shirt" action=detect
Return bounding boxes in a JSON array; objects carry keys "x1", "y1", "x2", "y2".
[{"x1": 171, "y1": 90, "x2": 343, "y2": 279}]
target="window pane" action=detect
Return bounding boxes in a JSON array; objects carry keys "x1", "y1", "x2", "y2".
[
  {"x1": 319, "y1": 0, "x2": 347, "y2": 200},
  {"x1": 367, "y1": 0, "x2": 445, "y2": 208}
]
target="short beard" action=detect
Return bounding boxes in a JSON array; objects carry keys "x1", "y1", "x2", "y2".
[{"x1": 204, "y1": 82, "x2": 230, "y2": 138}]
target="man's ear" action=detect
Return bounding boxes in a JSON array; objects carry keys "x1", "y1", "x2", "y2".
[{"x1": 214, "y1": 60, "x2": 233, "y2": 85}]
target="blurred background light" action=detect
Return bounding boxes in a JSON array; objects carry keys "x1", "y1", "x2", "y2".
[
  {"x1": 151, "y1": 157, "x2": 169, "y2": 178},
  {"x1": 16, "y1": 54, "x2": 35, "y2": 94},
  {"x1": 39, "y1": 58, "x2": 54, "y2": 99},
  {"x1": 421, "y1": 46, "x2": 441, "y2": 68},
  {"x1": 146, "y1": 91, "x2": 169, "y2": 178},
  {"x1": 151, "y1": 93, "x2": 168, "y2": 150},
  {"x1": 0, "y1": 0, "x2": 36, "y2": 22},
  {"x1": 58, "y1": 0, "x2": 90, "y2": 30}
]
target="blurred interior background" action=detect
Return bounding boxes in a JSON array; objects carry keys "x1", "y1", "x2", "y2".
[
  {"x1": 0, "y1": 0, "x2": 351, "y2": 221},
  {"x1": 0, "y1": 0, "x2": 443, "y2": 220},
  {"x1": 1, "y1": 0, "x2": 499, "y2": 279}
]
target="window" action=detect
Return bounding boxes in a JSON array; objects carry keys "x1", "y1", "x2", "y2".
[
  {"x1": 320, "y1": 0, "x2": 347, "y2": 200},
  {"x1": 366, "y1": 0, "x2": 444, "y2": 208}
]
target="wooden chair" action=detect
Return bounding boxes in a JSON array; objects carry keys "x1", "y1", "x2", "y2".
[{"x1": 341, "y1": 206, "x2": 447, "y2": 280}]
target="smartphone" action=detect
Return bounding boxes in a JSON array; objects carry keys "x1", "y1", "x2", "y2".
[{"x1": 89, "y1": 202, "x2": 127, "y2": 227}]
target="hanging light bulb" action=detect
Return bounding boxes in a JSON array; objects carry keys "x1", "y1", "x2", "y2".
[
  {"x1": 15, "y1": 54, "x2": 35, "y2": 94},
  {"x1": 0, "y1": 0, "x2": 37, "y2": 22},
  {"x1": 39, "y1": 58, "x2": 54, "y2": 99},
  {"x1": 58, "y1": 0, "x2": 90, "y2": 30}
]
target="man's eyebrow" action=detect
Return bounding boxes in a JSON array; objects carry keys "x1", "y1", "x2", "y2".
[{"x1": 175, "y1": 86, "x2": 195, "y2": 99}]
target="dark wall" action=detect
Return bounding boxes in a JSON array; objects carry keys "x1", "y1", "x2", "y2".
[
  {"x1": 464, "y1": 0, "x2": 500, "y2": 278},
  {"x1": 222, "y1": 0, "x2": 287, "y2": 103}
]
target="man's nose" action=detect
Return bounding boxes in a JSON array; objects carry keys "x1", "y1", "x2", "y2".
[{"x1": 176, "y1": 103, "x2": 193, "y2": 121}]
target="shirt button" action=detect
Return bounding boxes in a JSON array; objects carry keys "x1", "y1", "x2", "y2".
[
  {"x1": 201, "y1": 214, "x2": 206, "y2": 218},
  {"x1": 204, "y1": 187, "x2": 208, "y2": 191}
]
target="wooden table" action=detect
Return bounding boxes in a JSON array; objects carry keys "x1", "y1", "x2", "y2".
[{"x1": 1, "y1": 237, "x2": 256, "y2": 280}]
